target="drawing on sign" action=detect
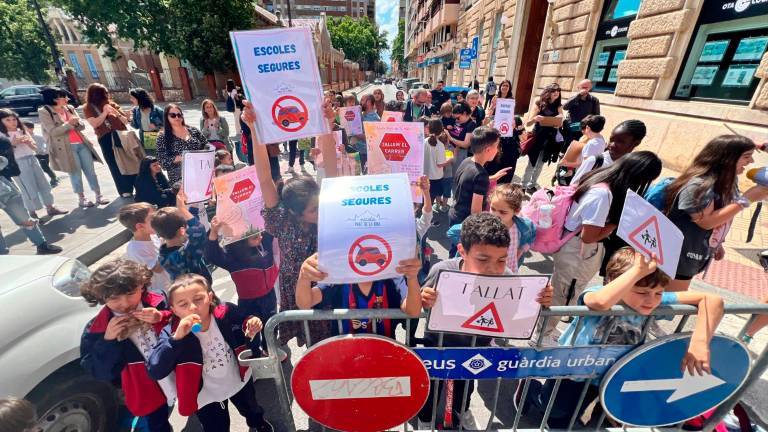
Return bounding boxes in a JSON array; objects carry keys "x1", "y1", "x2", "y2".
[
  {"x1": 379, "y1": 133, "x2": 411, "y2": 162},
  {"x1": 348, "y1": 234, "x2": 393, "y2": 276},
  {"x1": 620, "y1": 370, "x2": 726, "y2": 403},
  {"x1": 272, "y1": 95, "x2": 308, "y2": 132},
  {"x1": 461, "y1": 303, "x2": 505, "y2": 333},
  {"x1": 344, "y1": 110, "x2": 356, "y2": 122},
  {"x1": 628, "y1": 215, "x2": 664, "y2": 264},
  {"x1": 499, "y1": 122, "x2": 509, "y2": 135}
]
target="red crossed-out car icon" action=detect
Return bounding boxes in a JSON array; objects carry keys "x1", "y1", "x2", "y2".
[
  {"x1": 276, "y1": 105, "x2": 306, "y2": 128},
  {"x1": 355, "y1": 246, "x2": 387, "y2": 267}
]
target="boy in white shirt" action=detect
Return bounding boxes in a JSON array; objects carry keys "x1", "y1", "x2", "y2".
[{"x1": 119, "y1": 202, "x2": 172, "y2": 292}]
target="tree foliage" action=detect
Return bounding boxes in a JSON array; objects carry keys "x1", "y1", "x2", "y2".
[
  {"x1": 326, "y1": 16, "x2": 387, "y2": 71},
  {"x1": 0, "y1": 0, "x2": 54, "y2": 83},
  {"x1": 54, "y1": 0, "x2": 256, "y2": 74},
  {"x1": 391, "y1": 19, "x2": 405, "y2": 74}
]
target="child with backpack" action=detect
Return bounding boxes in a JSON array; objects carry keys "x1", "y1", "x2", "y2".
[{"x1": 528, "y1": 151, "x2": 662, "y2": 344}]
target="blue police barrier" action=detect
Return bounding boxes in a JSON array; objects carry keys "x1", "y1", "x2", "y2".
[
  {"x1": 600, "y1": 333, "x2": 751, "y2": 427},
  {"x1": 413, "y1": 345, "x2": 632, "y2": 380}
]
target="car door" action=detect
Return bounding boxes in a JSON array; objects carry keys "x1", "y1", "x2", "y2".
[{"x1": 14, "y1": 87, "x2": 38, "y2": 113}]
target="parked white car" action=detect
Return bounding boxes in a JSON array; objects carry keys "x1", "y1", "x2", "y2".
[{"x1": 0, "y1": 256, "x2": 119, "y2": 431}]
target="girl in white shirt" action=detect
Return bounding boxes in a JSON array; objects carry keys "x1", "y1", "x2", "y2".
[{"x1": 423, "y1": 118, "x2": 452, "y2": 211}]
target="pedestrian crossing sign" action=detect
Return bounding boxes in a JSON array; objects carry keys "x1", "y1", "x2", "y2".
[
  {"x1": 461, "y1": 303, "x2": 505, "y2": 333},
  {"x1": 628, "y1": 215, "x2": 664, "y2": 264}
]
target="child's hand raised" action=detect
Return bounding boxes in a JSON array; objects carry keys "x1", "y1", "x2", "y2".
[
  {"x1": 537, "y1": 283, "x2": 554, "y2": 308},
  {"x1": 421, "y1": 287, "x2": 438, "y2": 309},
  {"x1": 395, "y1": 257, "x2": 422, "y2": 280},
  {"x1": 632, "y1": 251, "x2": 657, "y2": 276},
  {"x1": 173, "y1": 314, "x2": 201, "y2": 340},
  {"x1": 240, "y1": 100, "x2": 256, "y2": 124},
  {"x1": 176, "y1": 188, "x2": 188, "y2": 208},
  {"x1": 244, "y1": 316, "x2": 263, "y2": 340},
  {"x1": 681, "y1": 340, "x2": 711, "y2": 375},
  {"x1": 299, "y1": 253, "x2": 327, "y2": 282},
  {"x1": 417, "y1": 175, "x2": 429, "y2": 194},
  {"x1": 133, "y1": 307, "x2": 163, "y2": 324}
]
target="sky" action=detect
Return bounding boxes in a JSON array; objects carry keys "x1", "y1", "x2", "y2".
[{"x1": 376, "y1": 0, "x2": 399, "y2": 70}]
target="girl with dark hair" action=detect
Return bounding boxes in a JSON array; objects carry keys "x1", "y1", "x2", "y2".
[
  {"x1": 155, "y1": 103, "x2": 208, "y2": 185},
  {"x1": 486, "y1": 79, "x2": 521, "y2": 183},
  {"x1": 38, "y1": 87, "x2": 107, "y2": 207},
  {"x1": 522, "y1": 83, "x2": 564, "y2": 193},
  {"x1": 129, "y1": 88, "x2": 164, "y2": 154},
  {"x1": 664, "y1": 135, "x2": 768, "y2": 291},
  {"x1": 0, "y1": 109, "x2": 67, "y2": 219},
  {"x1": 242, "y1": 99, "x2": 337, "y2": 348},
  {"x1": 541, "y1": 151, "x2": 662, "y2": 342},
  {"x1": 134, "y1": 156, "x2": 175, "y2": 207},
  {"x1": 84, "y1": 83, "x2": 136, "y2": 197}
]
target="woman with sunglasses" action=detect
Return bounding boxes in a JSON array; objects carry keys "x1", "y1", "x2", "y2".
[
  {"x1": 522, "y1": 83, "x2": 564, "y2": 194},
  {"x1": 156, "y1": 104, "x2": 208, "y2": 185}
]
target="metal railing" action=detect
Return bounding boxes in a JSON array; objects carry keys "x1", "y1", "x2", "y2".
[{"x1": 240, "y1": 304, "x2": 768, "y2": 431}]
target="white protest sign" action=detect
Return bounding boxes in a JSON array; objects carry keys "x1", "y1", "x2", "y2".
[
  {"x1": 318, "y1": 173, "x2": 416, "y2": 284},
  {"x1": 494, "y1": 98, "x2": 516, "y2": 137},
  {"x1": 230, "y1": 28, "x2": 329, "y2": 144},
  {"x1": 364, "y1": 122, "x2": 425, "y2": 203},
  {"x1": 427, "y1": 271, "x2": 547, "y2": 339},
  {"x1": 381, "y1": 111, "x2": 404, "y2": 122},
  {"x1": 182, "y1": 148, "x2": 215, "y2": 203},
  {"x1": 315, "y1": 131, "x2": 360, "y2": 177},
  {"x1": 213, "y1": 166, "x2": 265, "y2": 245},
  {"x1": 339, "y1": 106, "x2": 363, "y2": 136},
  {"x1": 617, "y1": 190, "x2": 684, "y2": 277}
]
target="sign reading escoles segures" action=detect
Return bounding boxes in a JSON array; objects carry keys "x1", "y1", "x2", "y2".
[
  {"x1": 318, "y1": 173, "x2": 416, "y2": 284},
  {"x1": 230, "y1": 28, "x2": 329, "y2": 144},
  {"x1": 364, "y1": 122, "x2": 424, "y2": 203}
]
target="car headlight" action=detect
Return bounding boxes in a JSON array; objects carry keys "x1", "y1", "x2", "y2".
[{"x1": 52, "y1": 259, "x2": 91, "y2": 297}]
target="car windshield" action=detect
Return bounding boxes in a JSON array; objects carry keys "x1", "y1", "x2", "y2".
[{"x1": 0, "y1": 88, "x2": 12, "y2": 97}]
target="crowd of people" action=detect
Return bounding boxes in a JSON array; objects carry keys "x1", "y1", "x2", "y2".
[{"x1": 1, "y1": 77, "x2": 768, "y2": 431}]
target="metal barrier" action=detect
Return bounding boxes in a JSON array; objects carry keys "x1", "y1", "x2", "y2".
[{"x1": 239, "y1": 304, "x2": 768, "y2": 431}]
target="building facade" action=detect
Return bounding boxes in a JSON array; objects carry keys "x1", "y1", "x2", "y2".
[
  {"x1": 292, "y1": 16, "x2": 364, "y2": 91},
  {"x1": 405, "y1": 0, "x2": 460, "y2": 83},
  {"x1": 266, "y1": 0, "x2": 376, "y2": 21},
  {"x1": 406, "y1": 0, "x2": 768, "y2": 171}
]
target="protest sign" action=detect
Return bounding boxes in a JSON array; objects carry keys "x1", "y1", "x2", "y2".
[
  {"x1": 315, "y1": 131, "x2": 360, "y2": 177},
  {"x1": 381, "y1": 111, "x2": 404, "y2": 122},
  {"x1": 182, "y1": 148, "x2": 215, "y2": 203},
  {"x1": 339, "y1": 106, "x2": 363, "y2": 136},
  {"x1": 318, "y1": 173, "x2": 416, "y2": 284},
  {"x1": 617, "y1": 190, "x2": 683, "y2": 277},
  {"x1": 493, "y1": 98, "x2": 516, "y2": 137},
  {"x1": 427, "y1": 271, "x2": 547, "y2": 339},
  {"x1": 230, "y1": 28, "x2": 328, "y2": 144},
  {"x1": 364, "y1": 122, "x2": 424, "y2": 203},
  {"x1": 213, "y1": 166, "x2": 265, "y2": 245}
]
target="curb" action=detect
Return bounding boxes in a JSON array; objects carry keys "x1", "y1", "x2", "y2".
[{"x1": 72, "y1": 224, "x2": 132, "y2": 267}]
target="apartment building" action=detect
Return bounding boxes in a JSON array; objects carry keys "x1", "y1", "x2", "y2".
[
  {"x1": 266, "y1": 0, "x2": 376, "y2": 21},
  {"x1": 405, "y1": 0, "x2": 461, "y2": 83}
]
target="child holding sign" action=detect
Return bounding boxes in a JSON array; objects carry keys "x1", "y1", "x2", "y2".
[
  {"x1": 419, "y1": 213, "x2": 553, "y2": 429},
  {"x1": 521, "y1": 248, "x2": 724, "y2": 429}
]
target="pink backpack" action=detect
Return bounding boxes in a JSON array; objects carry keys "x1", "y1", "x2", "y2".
[{"x1": 520, "y1": 185, "x2": 580, "y2": 254}]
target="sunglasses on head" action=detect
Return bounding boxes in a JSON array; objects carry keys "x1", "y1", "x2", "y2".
[{"x1": 168, "y1": 112, "x2": 183, "y2": 119}]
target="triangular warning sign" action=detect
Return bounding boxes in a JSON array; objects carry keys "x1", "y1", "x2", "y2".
[
  {"x1": 628, "y1": 215, "x2": 665, "y2": 264},
  {"x1": 205, "y1": 170, "x2": 214, "y2": 197},
  {"x1": 461, "y1": 303, "x2": 505, "y2": 333}
]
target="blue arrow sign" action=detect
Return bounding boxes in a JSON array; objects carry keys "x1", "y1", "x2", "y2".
[
  {"x1": 600, "y1": 333, "x2": 751, "y2": 427},
  {"x1": 413, "y1": 345, "x2": 632, "y2": 380}
]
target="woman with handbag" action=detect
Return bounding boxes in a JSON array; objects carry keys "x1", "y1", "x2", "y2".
[
  {"x1": 155, "y1": 103, "x2": 208, "y2": 185},
  {"x1": 38, "y1": 87, "x2": 109, "y2": 208},
  {"x1": 84, "y1": 83, "x2": 136, "y2": 198},
  {"x1": 199, "y1": 98, "x2": 231, "y2": 152},
  {"x1": 128, "y1": 88, "x2": 163, "y2": 155},
  {"x1": 663, "y1": 135, "x2": 768, "y2": 292},
  {"x1": 522, "y1": 84, "x2": 564, "y2": 194}
]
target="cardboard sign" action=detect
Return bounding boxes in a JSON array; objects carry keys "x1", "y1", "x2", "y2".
[
  {"x1": 617, "y1": 190, "x2": 683, "y2": 277},
  {"x1": 381, "y1": 111, "x2": 404, "y2": 122},
  {"x1": 213, "y1": 166, "x2": 265, "y2": 245},
  {"x1": 230, "y1": 28, "x2": 329, "y2": 144},
  {"x1": 494, "y1": 98, "x2": 516, "y2": 137},
  {"x1": 339, "y1": 106, "x2": 363, "y2": 136},
  {"x1": 182, "y1": 148, "x2": 215, "y2": 204},
  {"x1": 315, "y1": 131, "x2": 360, "y2": 177},
  {"x1": 427, "y1": 271, "x2": 547, "y2": 339},
  {"x1": 538, "y1": 116, "x2": 563, "y2": 128},
  {"x1": 318, "y1": 173, "x2": 416, "y2": 284},
  {"x1": 364, "y1": 122, "x2": 424, "y2": 203}
]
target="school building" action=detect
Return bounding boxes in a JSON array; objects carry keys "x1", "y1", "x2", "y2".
[{"x1": 405, "y1": 0, "x2": 768, "y2": 171}]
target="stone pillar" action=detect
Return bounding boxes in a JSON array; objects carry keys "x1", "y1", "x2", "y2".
[
  {"x1": 149, "y1": 68, "x2": 165, "y2": 102},
  {"x1": 178, "y1": 67, "x2": 193, "y2": 101},
  {"x1": 206, "y1": 74, "x2": 219, "y2": 100}
]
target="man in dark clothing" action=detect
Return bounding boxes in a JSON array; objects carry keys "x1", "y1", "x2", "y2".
[
  {"x1": 404, "y1": 89, "x2": 430, "y2": 122},
  {"x1": 431, "y1": 80, "x2": 450, "y2": 108},
  {"x1": 563, "y1": 79, "x2": 601, "y2": 142}
]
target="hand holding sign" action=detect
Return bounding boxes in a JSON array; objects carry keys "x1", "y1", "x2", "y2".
[{"x1": 182, "y1": 148, "x2": 215, "y2": 203}]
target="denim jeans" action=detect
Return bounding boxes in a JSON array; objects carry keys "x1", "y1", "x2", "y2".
[
  {"x1": 0, "y1": 181, "x2": 46, "y2": 247},
  {"x1": 69, "y1": 144, "x2": 100, "y2": 195}
]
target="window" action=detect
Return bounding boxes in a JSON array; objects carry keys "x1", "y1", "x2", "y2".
[
  {"x1": 84, "y1": 53, "x2": 99, "y2": 79},
  {"x1": 586, "y1": 0, "x2": 641, "y2": 92},
  {"x1": 68, "y1": 53, "x2": 84, "y2": 78},
  {"x1": 673, "y1": 1, "x2": 768, "y2": 104},
  {"x1": 488, "y1": 13, "x2": 504, "y2": 77}
]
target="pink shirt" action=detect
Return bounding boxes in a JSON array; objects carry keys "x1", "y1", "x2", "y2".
[{"x1": 58, "y1": 109, "x2": 82, "y2": 144}]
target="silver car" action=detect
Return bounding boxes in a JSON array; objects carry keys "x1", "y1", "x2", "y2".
[{"x1": 0, "y1": 256, "x2": 119, "y2": 431}]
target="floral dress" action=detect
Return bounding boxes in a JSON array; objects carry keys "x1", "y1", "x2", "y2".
[{"x1": 263, "y1": 205, "x2": 330, "y2": 346}]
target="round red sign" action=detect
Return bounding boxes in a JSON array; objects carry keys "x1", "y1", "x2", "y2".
[
  {"x1": 291, "y1": 336, "x2": 430, "y2": 432},
  {"x1": 347, "y1": 234, "x2": 393, "y2": 276},
  {"x1": 344, "y1": 110, "x2": 356, "y2": 122},
  {"x1": 271, "y1": 95, "x2": 309, "y2": 132}
]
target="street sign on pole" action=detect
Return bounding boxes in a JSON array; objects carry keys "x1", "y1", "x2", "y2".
[
  {"x1": 459, "y1": 49, "x2": 473, "y2": 70},
  {"x1": 470, "y1": 36, "x2": 479, "y2": 59},
  {"x1": 292, "y1": 335, "x2": 430, "y2": 432},
  {"x1": 600, "y1": 333, "x2": 751, "y2": 427}
]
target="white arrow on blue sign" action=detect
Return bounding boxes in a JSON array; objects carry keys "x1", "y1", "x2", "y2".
[{"x1": 600, "y1": 333, "x2": 750, "y2": 427}]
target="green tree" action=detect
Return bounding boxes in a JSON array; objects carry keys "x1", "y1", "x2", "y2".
[
  {"x1": 0, "y1": 0, "x2": 55, "y2": 83},
  {"x1": 390, "y1": 19, "x2": 405, "y2": 74},
  {"x1": 55, "y1": 0, "x2": 255, "y2": 74},
  {"x1": 327, "y1": 16, "x2": 388, "y2": 71}
]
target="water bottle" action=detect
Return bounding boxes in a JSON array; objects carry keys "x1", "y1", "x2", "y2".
[
  {"x1": 539, "y1": 204, "x2": 554, "y2": 229},
  {"x1": 747, "y1": 167, "x2": 768, "y2": 186}
]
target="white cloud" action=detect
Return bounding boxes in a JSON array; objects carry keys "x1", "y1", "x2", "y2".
[{"x1": 376, "y1": 0, "x2": 399, "y2": 66}]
